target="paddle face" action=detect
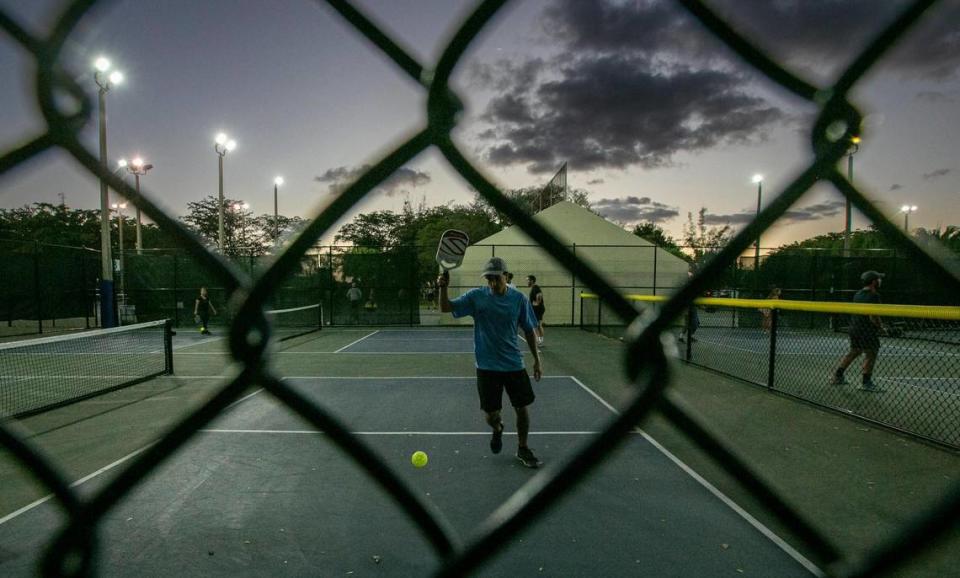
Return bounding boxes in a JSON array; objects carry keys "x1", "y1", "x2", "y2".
[{"x1": 436, "y1": 229, "x2": 469, "y2": 280}]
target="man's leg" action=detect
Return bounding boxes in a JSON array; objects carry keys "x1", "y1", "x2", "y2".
[
  {"x1": 485, "y1": 410, "x2": 503, "y2": 454},
  {"x1": 833, "y1": 348, "x2": 862, "y2": 384},
  {"x1": 859, "y1": 350, "x2": 881, "y2": 390},
  {"x1": 514, "y1": 405, "x2": 540, "y2": 468},
  {"x1": 515, "y1": 405, "x2": 529, "y2": 449}
]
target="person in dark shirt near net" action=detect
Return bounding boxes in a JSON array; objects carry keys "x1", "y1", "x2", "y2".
[
  {"x1": 194, "y1": 286, "x2": 218, "y2": 336},
  {"x1": 831, "y1": 271, "x2": 886, "y2": 392},
  {"x1": 526, "y1": 275, "x2": 545, "y2": 345}
]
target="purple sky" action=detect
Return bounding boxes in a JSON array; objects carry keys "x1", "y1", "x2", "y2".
[{"x1": 1, "y1": 0, "x2": 958, "y2": 249}]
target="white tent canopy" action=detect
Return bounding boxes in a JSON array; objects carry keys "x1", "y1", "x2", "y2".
[{"x1": 445, "y1": 202, "x2": 689, "y2": 326}]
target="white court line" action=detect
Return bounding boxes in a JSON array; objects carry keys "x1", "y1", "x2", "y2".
[
  {"x1": 0, "y1": 386, "x2": 264, "y2": 527},
  {"x1": 172, "y1": 336, "x2": 227, "y2": 351},
  {"x1": 200, "y1": 430, "x2": 602, "y2": 435},
  {"x1": 567, "y1": 375, "x2": 823, "y2": 577},
  {"x1": 333, "y1": 330, "x2": 380, "y2": 353},
  {"x1": 0, "y1": 444, "x2": 154, "y2": 527}
]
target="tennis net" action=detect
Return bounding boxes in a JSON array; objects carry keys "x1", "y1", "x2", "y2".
[
  {"x1": 581, "y1": 293, "x2": 960, "y2": 448},
  {"x1": 0, "y1": 319, "x2": 173, "y2": 419},
  {"x1": 266, "y1": 303, "x2": 323, "y2": 342}
]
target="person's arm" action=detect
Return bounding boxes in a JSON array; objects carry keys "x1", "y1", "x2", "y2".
[
  {"x1": 194, "y1": 299, "x2": 199, "y2": 315},
  {"x1": 210, "y1": 302, "x2": 218, "y2": 315},
  {"x1": 437, "y1": 274, "x2": 453, "y2": 312},
  {"x1": 524, "y1": 327, "x2": 542, "y2": 381}
]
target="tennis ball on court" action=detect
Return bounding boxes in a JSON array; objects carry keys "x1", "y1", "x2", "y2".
[{"x1": 411, "y1": 451, "x2": 428, "y2": 468}]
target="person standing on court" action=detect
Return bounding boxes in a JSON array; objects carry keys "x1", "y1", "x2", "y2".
[
  {"x1": 347, "y1": 281, "x2": 363, "y2": 324},
  {"x1": 194, "y1": 286, "x2": 217, "y2": 335},
  {"x1": 438, "y1": 257, "x2": 544, "y2": 468},
  {"x1": 526, "y1": 275, "x2": 545, "y2": 345},
  {"x1": 831, "y1": 271, "x2": 886, "y2": 392}
]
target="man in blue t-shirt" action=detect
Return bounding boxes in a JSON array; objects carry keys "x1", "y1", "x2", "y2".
[
  {"x1": 832, "y1": 270, "x2": 886, "y2": 392},
  {"x1": 438, "y1": 257, "x2": 543, "y2": 468}
]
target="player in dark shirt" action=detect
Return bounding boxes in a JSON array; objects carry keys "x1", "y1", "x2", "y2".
[
  {"x1": 194, "y1": 286, "x2": 218, "y2": 335},
  {"x1": 832, "y1": 271, "x2": 885, "y2": 392},
  {"x1": 526, "y1": 275, "x2": 545, "y2": 345}
]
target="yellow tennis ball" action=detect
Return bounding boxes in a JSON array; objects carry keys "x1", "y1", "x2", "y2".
[{"x1": 411, "y1": 451, "x2": 428, "y2": 468}]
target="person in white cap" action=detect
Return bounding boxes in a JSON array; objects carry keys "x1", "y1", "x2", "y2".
[{"x1": 437, "y1": 256, "x2": 543, "y2": 468}]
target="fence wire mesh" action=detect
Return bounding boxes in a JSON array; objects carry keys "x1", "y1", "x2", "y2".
[{"x1": 1, "y1": 0, "x2": 959, "y2": 576}]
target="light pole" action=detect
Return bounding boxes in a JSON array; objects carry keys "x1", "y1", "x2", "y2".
[
  {"x1": 94, "y1": 56, "x2": 124, "y2": 328},
  {"x1": 111, "y1": 202, "x2": 128, "y2": 315},
  {"x1": 124, "y1": 156, "x2": 154, "y2": 254},
  {"x1": 900, "y1": 204, "x2": 918, "y2": 231},
  {"x1": 273, "y1": 176, "x2": 284, "y2": 245},
  {"x1": 752, "y1": 174, "x2": 763, "y2": 270},
  {"x1": 843, "y1": 135, "x2": 860, "y2": 257},
  {"x1": 214, "y1": 133, "x2": 237, "y2": 251}
]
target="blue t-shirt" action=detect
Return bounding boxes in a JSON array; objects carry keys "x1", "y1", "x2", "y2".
[{"x1": 450, "y1": 286, "x2": 538, "y2": 371}]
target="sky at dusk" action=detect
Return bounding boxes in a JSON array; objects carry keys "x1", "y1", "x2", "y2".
[{"x1": 0, "y1": 0, "x2": 958, "y2": 249}]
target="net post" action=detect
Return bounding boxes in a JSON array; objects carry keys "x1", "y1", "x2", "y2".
[
  {"x1": 685, "y1": 305, "x2": 693, "y2": 361},
  {"x1": 767, "y1": 308, "x2": 778, "y2": 389},
  {"x1": 570, "y1": 243, "x2": 576, "y2": 325},
  {"x1": 164, "y1": 318, "x2": 174, "y2": 374}
]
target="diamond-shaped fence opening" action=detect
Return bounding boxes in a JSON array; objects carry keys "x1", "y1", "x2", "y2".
[{"x1": 1, "y1": 1, "x2": 958, "y2": 577}]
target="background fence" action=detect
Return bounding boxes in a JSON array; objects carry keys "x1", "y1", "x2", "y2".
[{"x1": 581, "y1": 293, "x2": 960, "y2": 449}]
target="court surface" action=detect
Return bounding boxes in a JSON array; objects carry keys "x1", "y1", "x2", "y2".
[{"x1": 0, "y1": 328, "x2": 822, "y2": 576}]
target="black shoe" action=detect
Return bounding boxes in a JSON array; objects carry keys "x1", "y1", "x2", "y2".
[
  {"x1": 517, "y1": 446, "x2": 541, "y2": 469},
  {"x1": 859, "y1": 379, "x2": 883, "y2": 392},
  {"x1": 490, "y1": 424, "x2": 503, "y2": 454},
  {"x1": 830, "y1": 372, "x2": 847, "y2": 385}
]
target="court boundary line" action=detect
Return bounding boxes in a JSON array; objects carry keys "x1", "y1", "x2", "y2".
[
  {"x1": 333, "y1": 330, "x2": 380, "y2": 353},
  {"x1": 200, "y1": 430, "x2": 605, "y2": 435},
  {"x1": 1, "y1": 374, "x2": 819, "y2": 576},
  {"x1": 567, "y1": 375, "x2": 823, "y2": 577},
  {"x1": 0, "y1": 387, "x2": 265, "y2": 527}
]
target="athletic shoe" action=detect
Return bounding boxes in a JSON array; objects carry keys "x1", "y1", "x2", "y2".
[
  {"x1": 490, "y1": 424, "x2": 503, "y2": 454},
  {"x1": 516, "y1": 447, "x2": 541, "y2": 469},
  {"x1": 830, "y1": 372, "x2": 847, "y2": 385},
  {"x1": 859, "y1": 380, "x2": 883, "y2": 392}
]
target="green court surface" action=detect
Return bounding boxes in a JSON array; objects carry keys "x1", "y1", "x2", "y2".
[{"x1": 1, "y1": 327, "x2": 957, "y2": 576}]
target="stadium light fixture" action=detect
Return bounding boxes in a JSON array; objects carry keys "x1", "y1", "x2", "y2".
[
  {"x1": 122, "y1": 155, "x2": 154, "y2": 253},
  {"x1": 843, "y1": 135, "x2": 861, "y2": 257},
  {"x1": 900, "y1": 204, "x2": 918, "y2": 231},
  {"x1": 214, "y1": 132, "x2": 237, "y2": 251},
  {"x1": 94, "y1": 54, "x2": 125, "y2": 328},
  {"x1": 273, "y1": 176, "x2": 284, "y2": 244}
]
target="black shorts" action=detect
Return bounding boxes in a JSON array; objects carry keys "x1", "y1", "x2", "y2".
[
  {"x1": 476, "y1": 368, "x2": 535, "y2": 413},
  {"x1": 533, "y1": 306, "x2": 545, "y2": 321},
  {"x1": 849, "y1": 325, "x2": 880, "y2": 352}
]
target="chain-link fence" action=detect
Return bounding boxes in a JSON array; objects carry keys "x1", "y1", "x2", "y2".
[
  {"x1": 0, "y1": 239, "x2": 100, "y2": 338},
  {"x1": 1, "y1": 1, "x2": 959, "y2": 576},
  {"x1": 582, "y1": 294, "x2": 960, "y2": 448}
]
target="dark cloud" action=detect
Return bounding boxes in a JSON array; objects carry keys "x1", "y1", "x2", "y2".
[
  {"x1": 704, "y1": 200, "x2": 845, "y2": 225},
  {"x1": 545, "y1": 0, "x2": 960, "y2": 81},
  {"x1": 594, "y1": 196, "x2": 680, "y2": 223},
  {"x1": 475, "y1": 1, "x2": 786, "y2": 174},
  {"x1": 315, "y1": 165, "x2": 431, "y2": 196},
  {"x1": 473, "y1": 0, "x2": 960, "y2": 174},
  {"x1": 890, "y1": 184, "x2": 902, "y2": 191},
  {"x1": 587, "y1": 178, "x2": 605, "y2": 185},
  {"x1": 479, "y1": 53, "x2": 783, "y2": 173},
  {"x1": 923, "y1": 168, "x2": 951, "y2": 181}
]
